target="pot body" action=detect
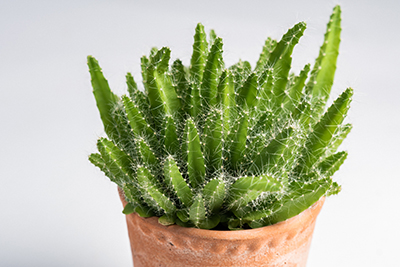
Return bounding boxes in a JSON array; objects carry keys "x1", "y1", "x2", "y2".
[{"x1": 119, "y1": 189, "x2": 324, "y2": 267}]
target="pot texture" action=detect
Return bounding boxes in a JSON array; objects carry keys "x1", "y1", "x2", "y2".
[{"x1": 118, "y1": 188, "x2": 324, "y2": 267}]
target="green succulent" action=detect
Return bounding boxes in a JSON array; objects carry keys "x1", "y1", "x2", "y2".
[{"x1": 88, "y1": 5, "x2": 352, "y2": 230}]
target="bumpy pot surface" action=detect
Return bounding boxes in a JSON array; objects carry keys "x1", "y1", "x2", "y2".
[{"x1": 118, "y1": 189, "x2": 324, "y2": 267}]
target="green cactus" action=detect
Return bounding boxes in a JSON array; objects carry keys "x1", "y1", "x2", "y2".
[{"x1": 88, "y1": 5, "x2": 351, "y2": 230}]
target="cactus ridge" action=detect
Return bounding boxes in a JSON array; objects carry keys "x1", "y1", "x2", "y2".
[{"x1": 88, "y1": 5, "x2": 352, "y2": 229}]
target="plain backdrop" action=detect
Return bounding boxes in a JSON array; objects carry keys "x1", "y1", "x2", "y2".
[{"x1": 1, "y1": 0, "x2": 399, "y2": 266}]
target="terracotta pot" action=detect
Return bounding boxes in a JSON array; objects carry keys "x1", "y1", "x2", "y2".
[{"x1": 118, "y1": 188, "x2": 324, "y2": 267}]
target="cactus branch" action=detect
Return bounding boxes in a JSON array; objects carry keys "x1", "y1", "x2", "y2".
[
  {"x1": 182, "y1": 118, "x2": 206, "y2": 188},
  {"x1": 87, "y1": 56, "x2": 120, "y2": 140},
  {"x1": 203, "y1": 178, "x2": 226, "y2": 213},
  {"x1": 299, "y1": 88, "x2": 353, "y2": 172},
  {"x1": 137, "y1": 166, "x2": 176, "y2": 214},
  {"x1": 164, "y1": 156, "x2": 193, "y2": 207},
  {"x1": 190, "y1": 23, "x2": 208, "y2": 82},
  {"x1": 306, "y1": 5, "x2": 342, "y2": 113},
  {"x1": 228, "y1": 175, "x2": 283, "y2": 211}
]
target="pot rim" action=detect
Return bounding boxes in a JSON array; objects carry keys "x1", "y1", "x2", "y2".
[{"x1": 118, "y1": 187, "x2": 325, "y2": 241}]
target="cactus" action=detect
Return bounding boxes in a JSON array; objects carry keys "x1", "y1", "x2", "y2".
[{"x1": 88, "y1": 5, "x2": 351, "y2": 230}]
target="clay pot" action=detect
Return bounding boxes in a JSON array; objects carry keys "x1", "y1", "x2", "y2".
[{"x1": 118, "y1": 188, "x2": 324, "y2": 267}]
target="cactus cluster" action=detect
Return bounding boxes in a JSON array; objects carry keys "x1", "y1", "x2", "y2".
[{"x1": 88, "y1": 5, "x2": 352, "y2": 230}]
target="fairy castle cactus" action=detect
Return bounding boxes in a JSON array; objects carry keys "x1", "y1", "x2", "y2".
[{"x1": 88, "y1": 5, "x2": 352, "y2": 230}]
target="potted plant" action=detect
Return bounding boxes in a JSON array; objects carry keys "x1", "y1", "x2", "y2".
[{"x1": 88, "y1": 5, "x2": 351, "y2": 266}]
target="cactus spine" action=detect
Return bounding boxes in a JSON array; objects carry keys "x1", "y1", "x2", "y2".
[{"x1": 89, "y1": 5, "x2": 351, "y2": 230}]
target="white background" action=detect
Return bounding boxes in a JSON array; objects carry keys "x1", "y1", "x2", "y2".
[{"x1": 1, "y1": 0, "x2": 399, "y2": 266}]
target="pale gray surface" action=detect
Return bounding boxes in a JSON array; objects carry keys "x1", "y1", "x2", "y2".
[{"x1": 0, "y1": 0, "x2": 398, "y2": 266}]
